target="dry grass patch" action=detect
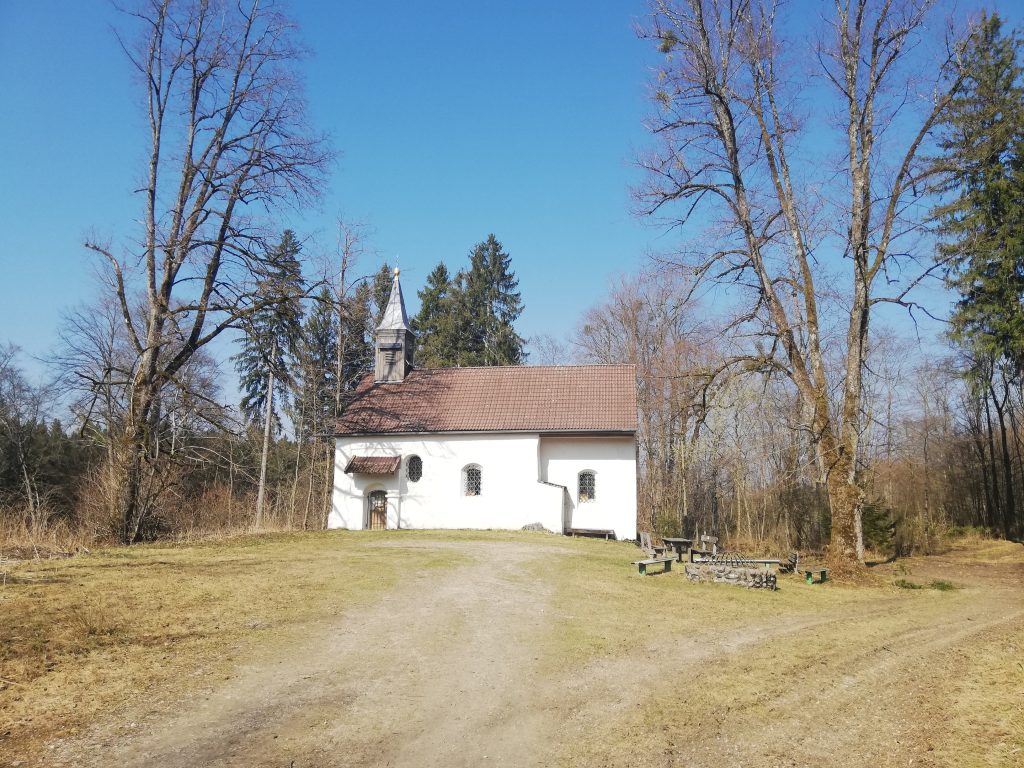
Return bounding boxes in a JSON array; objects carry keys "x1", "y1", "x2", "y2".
[
  {"x1": 931, "y1": 614, "x2": 1024, "y2": 767},
  {"x1": 528, "y1": 538, "x2": 889, "y2": 669},
  {"x1": 0, "y1": 530, "x2": 466, "y2": 763},
  {"x1": 546, "y1": 539, "x2": 1024, "y2": 768}
]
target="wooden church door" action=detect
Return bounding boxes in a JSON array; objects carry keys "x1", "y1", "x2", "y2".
[{"x1": 367, "y1": 490, "x2": 387, "y2": 530}]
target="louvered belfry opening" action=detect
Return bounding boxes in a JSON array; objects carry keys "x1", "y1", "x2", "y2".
[{"x1": 374, "y1": 268, "x2": 415, "y2": 383}]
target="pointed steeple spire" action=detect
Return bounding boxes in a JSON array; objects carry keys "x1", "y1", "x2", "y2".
[
  {"x1": 374, "y1": 267, "x2": 415, "y2": 382},
  {"x1": 377, "y1": 267, "x2": 411, "y2": 332}
]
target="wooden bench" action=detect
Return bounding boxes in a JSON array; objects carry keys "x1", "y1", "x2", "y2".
[
  {"x1": 633, "y1": 557, "x2": 674, "y2": 576},
  {"x1": 638, "y1": 531, "x2": 668, "y2": 557},
  {"x1": 700, "y1": 534, "x2": 719, "y2": 554},
  {"x1": 779, "y1": 552, "x2": 800, "y2": 574},
  {"x1": 688, "y1": 548, "x2": 711, "y2": 563},
  {"x1": 567, "y1": 527, "x2": 616, "y2": 540},
  {"x1": 804, "y1": 568, "x2": 828, "y2": 584}
]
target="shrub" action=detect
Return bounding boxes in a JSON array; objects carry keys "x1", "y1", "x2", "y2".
[{"x1": 894, "y1": 578, "x2": 923, "y2": 589}]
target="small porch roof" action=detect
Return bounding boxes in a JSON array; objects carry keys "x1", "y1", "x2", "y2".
[{"x1": 344, "y1": 456, "x2": 401, "y2": 475}]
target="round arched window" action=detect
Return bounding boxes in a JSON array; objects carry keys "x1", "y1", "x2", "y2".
[{"x1": 407, "y1": 455, "x2": 423, "y2": 482}]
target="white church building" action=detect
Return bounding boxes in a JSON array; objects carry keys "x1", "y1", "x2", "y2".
[{"x1": 328, "y1": 270, "x2": 638, "y2": 540}]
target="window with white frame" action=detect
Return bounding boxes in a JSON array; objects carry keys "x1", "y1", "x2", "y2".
[
  {"x1": 463, "y1": 464, "x2": 482, "y2": 496},
  {"x1": 578, "y1": 470, "x2": 596, "y2": 502},
  {"x1": 407, "y1": 455, "x2": 422, "y2": 482}
]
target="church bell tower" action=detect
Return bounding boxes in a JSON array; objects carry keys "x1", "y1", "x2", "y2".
[{"x1": 374, "y1": 268, "x2": 415, "y2": 383}]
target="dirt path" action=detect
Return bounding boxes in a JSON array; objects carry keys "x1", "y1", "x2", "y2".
[
  {"x1": 47, "y1": 540, "x2": 1024, "y2": 768},
  {"x1": 51, "y1": 540, "x2": 568, "y2": 768}
]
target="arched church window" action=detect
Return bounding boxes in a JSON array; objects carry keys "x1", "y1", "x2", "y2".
[
  {"x1": 407, "y1": 455, "x2": 423, "y2": 482},
  {"x1": 578, "y1": 470, "x2": 596, "y2": 502},
  {"x1": 463, "y1": 464, "x2": 482, "y2": 496}
]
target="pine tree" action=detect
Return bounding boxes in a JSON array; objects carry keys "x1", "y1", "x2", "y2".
[
  {"x1": 340, "y1": 282, "x2": 374, "y2": 389},
  {"x1": 371, "y1": 263, "x2": 394, "y2": 329},
  {"x1": 290, "y1": 288, "x2": 337, "y2": 527},
  {"x1": 232, "y1": 230, "x2": 306, "y2": 528},
  {"x1": 409, "y1": 237, "x2": 526, "y2": 367},
  {"x1": 480, "y1": 234, "x2": 526, "y2": 365},
  {"x1": 455, "y1": 234, "x2": 525, "y2": 366},
  {"x1": 294, "y1": 288, "x2": 338, "y2": 435},
  {"x1": 932, "y1": 14, "x2": 1024, "y2": 539},
  {"x1": 934, "y1": 14, "x2": 1024, "y2": 371},
  {"x1": 413, "y1": 262, "x2": 455, "y2": 368}
]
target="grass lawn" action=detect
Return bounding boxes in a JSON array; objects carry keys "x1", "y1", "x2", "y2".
[
  {"x1": 0, "y1": 530, "x2": 465, "y2": 760},
  {"x1": 1, "y1": 530, "x2": 1021, "y2": 767}
]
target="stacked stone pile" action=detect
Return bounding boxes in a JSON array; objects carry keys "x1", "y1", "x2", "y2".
[{"x1": 684, "y1": 562, "x2": 777, "y2": 590}]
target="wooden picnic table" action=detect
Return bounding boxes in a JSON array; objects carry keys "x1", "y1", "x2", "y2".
[{"x1": 661, "y1": 537, "x2": 694, "y2": 562}]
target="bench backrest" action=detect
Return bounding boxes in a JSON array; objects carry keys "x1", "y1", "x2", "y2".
[{"x1": 700, "y1": 534, "x2": 719, "y2": 555}]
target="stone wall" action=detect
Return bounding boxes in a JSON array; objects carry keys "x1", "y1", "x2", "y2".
[{"x1": 684, "y1": 563, "x2": 777, "y2": 590}]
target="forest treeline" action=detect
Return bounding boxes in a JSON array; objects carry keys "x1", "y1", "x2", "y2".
[
  {"x1": 0, "y1": 229, "x2": 525, "y2": 549},
  {"x1": 3, "y1": 1, "x2": 1024, "y2": 560},
  {"x1": 579, "y1": 272, "x2": 1024, "y2": 556}
]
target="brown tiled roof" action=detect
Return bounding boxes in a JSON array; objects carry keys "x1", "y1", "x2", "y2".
[
  {"x1": 336, "y1": 365, "x2": 637, "y2": 436},
  {"x1": 343, "y1": 456, "x2": 401, "y2": 475}
]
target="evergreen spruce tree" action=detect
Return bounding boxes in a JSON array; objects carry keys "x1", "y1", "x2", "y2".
[
  {"x1": 410, "y1": 236, "x2": 525, "y2": 367},
  {"x1": 933, "y1": 14, "x2": 1024, "y2": 370},
  {"x1": 932, "y1": 14, "x2": 1024, "y2": 539},
  {"x1": 450, "y1": 251, "x2": 488, "y2": 366},
  {"x1": 294, "y1": 288, "x2": 338, "y2": 434},
  {"x1": 480, "y1": 234, "x2": 526, "y2": 365},
  {"x1": 455, "y1": 234, "x2": 525, "y2": 366},
  {"x1": 290, "y1": 288, "x2": 337, "y2": 527},
  {"x1": 340, "y1": 282, "x2": 374, "y2": 391},
  {"x1": 371, "y1": 263, "x2": 394, "y2": 328},
  {"x1": 232, "y1": 230, "x2": 306, "y2": 528},
  {"x1": 413, "y1": 262, "x2": 455, "y2": 368}
]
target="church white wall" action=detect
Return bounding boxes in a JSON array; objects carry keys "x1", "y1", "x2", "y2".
[
  {"x1": 329, "y1": 433, "x2": 566, "y2": 533},
  {"x1": 539, "y1": 436, "x2": 637, "y2": 541}
]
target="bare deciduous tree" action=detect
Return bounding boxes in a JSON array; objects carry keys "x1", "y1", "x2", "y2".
[
  {"x1": 578, "y1": 271, "x2": 717, "y2": 535},
  {"x1": 638, "y1": 0, "x2": 968, "y2": 569},
  {"x1": 0, "y1": 345, "x2": 53, "y2": 531},
  {"x1": 84, "y1": 0, "x2": 330, "y2": 542}
]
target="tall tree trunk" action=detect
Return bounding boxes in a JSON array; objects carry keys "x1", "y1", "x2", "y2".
[
  {"x1": 1008, "y1": 386, "x2": 1024, "y2": 537},
  {"x1": 254, "y1": 340, "x2": 276, "y2": 531},
  {"x1": 117, "y1": 433, "x2": 146, "y2": 544},
  {"x1": 20, "y1": 460, "x2": 37, "y2": 530},
  {"x1": 115, "y1": 344, "x2": 163, "y2": 544},
  {"x1": 992, "y1": 378, "x2": 1015, "y2": 539},
  {"x1": 289, "y1": 408, "x2": 304, "y2": 525},
  {"x1": 228, "y1": 438, "x2": 235, "y2": 523},
  {"x1": 984, "y1": 388, "x2": 1003, "y2": 534},
  {"x1": 975, "y1": 433, "x2": 993, "y2": 528},
  {"x1": 303, "y1": 385, "x2": 318, "y2": 530}
]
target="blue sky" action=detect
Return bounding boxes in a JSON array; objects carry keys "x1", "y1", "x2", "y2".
[
  {"x1": 1, "y1": 0, "x2": 1022, "y2": 386},
  {"x1": 0, "y1": 0, "x2": 660, "y2": 379}
]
